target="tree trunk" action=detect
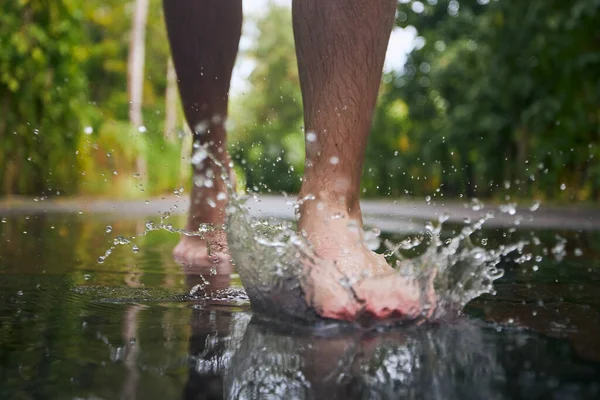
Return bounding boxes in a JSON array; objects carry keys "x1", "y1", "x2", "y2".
[
  {"x1": 164, "y1": 58, "x2": 178, "y2": 141},
  {"x1": 127, "y1": 0, "x2": 149, "y2": 127},
  {"x1": 128, "y1": 0, "x2": 149, "y2": 178}
]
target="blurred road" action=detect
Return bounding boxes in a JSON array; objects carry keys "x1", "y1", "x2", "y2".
[{"x1": 1, "y1": 195, "x2": 598, "y2": 232}]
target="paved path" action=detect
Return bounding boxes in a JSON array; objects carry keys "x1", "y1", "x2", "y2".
[{"x1": 1, "y1": 195, "x2": 598, "y2": 232}]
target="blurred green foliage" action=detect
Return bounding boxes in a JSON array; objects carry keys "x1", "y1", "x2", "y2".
[
  {"x1": 1, "y1": 1, "x2": 599, "y2": 202},
  {"x1": 0, "y1": 0, "x2": 184, "y2": 198},
  {"x1": 0, "y1": 0, "x2": 89, "y2": 195},
  {"x1": 372, "y1": 0, "x2": 600, "y2": 202},
  {"x1": 229, "y1": 5, "x2": 305, "y2": 194}
]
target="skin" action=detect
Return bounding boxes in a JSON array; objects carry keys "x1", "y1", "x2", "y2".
[{"x1": 163, "y1": 0, "x2": 436, "y2": 321}]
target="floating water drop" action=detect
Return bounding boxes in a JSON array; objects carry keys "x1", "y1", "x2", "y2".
[
  {"x1": 560, "y1": 183, "x2": 566, "y2": 191},
  {"x1": 532, "y1": 265, "x2": 539, "y2": 272},
  {"x1": 137, "y1": 125, "x2": 147, "y2": 133},
  {"x1": 438, "y1": 212, "x2": 450, "y2": 223},
  {"x1": 329, "y1": 156, "x2": 339, "y2": 165},
  {"x1": 529, "y1": 200, "x2": 541, "y2": 211},
  {"x1": 470, "y1": 198, "x2": 484, "y2": 211},
  {"x1": 217, "y1": 192, "x2": 227, "y2": 201},
  {"x1": 1, "y1": 218, "x2": 6, "y2": 224},
  {"x1": 499, "y1": 202, "x2": 517, "y2": 215},
  {"x1": 195, "y1": 120, "x2": 209, "y2": 135},
  {"x1": 306, "y1": 131, "x2": 317, "y2": 142},
  {"x1": 84, "y1": 126, "x2": 93, "y2": 135},
  {"x1": 574, "y1": 248, "x2": 583, "y2": 257},
  {"x1": 105, "y1": 225, "x2": 112, "y2": 233},
  {"x1": 132, "y1": 245, "x2": 139, "y2": 254},
  {"x1": 191, "y1": 147, "x2": 208, "y2": 166}
]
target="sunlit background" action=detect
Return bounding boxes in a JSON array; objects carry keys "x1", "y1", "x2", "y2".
[{"x1": 1, "y1": 0, "x2": 598, "y2": 203}]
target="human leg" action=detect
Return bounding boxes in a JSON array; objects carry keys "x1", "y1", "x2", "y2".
[
  {"x1": 163, "y1": 0, "x2": 242, "y2": 269},
  {"x1": 292, "y1": 0, "x2": 435, "y2": 320}
]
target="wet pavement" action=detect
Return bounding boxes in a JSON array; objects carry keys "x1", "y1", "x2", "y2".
[{"x1": 0, "y1": 198, "x2": 599, "y2": 399}]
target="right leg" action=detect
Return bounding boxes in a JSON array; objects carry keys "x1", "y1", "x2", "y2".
[{"x1": 163, "y1": 0, "x2": 242, "y2": 269}]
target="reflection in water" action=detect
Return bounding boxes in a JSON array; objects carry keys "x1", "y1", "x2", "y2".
[
  {"x1": 184, "y1": 311, "x2": 600, "y2": 400},
  {"x1": 121, "y1": 304, "x2": 144, "y2": 400},
  {"x1": 1, "y1": 214, "x2": 600, "y2": 399}
]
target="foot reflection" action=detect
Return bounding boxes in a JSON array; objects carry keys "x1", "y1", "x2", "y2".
[
  {"x1": 223, "y1": 319, "x2": 506, "y2": 400},
  {"x1": 183, "y1": 310, "x2": 600, "y2": 400}
]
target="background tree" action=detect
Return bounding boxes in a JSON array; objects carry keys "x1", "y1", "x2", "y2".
[
  {"x1": 370, "y1": 0, "x2": 600, "y2": 201},
  {"x1": 229, "y1": 4, "x2": 304, "y2": 194},
  {"x1": 0, "y1": 0, "x2": 90, "y2": 195}
]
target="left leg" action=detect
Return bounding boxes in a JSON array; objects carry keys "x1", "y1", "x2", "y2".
[{"x1": 163, "y1": 0, "x2": 242, "y2": 270}]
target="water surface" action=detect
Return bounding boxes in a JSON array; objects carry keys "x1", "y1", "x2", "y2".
[{"x1": 1, "y1": 210, "x2": 599, "y2": 399}]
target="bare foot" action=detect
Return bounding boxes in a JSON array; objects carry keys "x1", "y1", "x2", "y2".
[
  {"x1": 174, "y1": 157, "x2": 234, "y2": 275},
  {"x1": 173, "y1": 230, "x2": 234, "y2": 274},
  {"x1": 298, "y1": 195, "x2": 436, "y2": 322}
]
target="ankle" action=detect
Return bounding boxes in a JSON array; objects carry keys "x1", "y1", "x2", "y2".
[{"x1": 298, "y1": 187, "x2": 361, "y2": 220}]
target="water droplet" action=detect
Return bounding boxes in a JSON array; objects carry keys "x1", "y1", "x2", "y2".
[
  {"x1": 105, "y1": 226, "x2": 112, "y2": 233},
  {"x1": 438, "y1": 212, "x2": 449, "y2": 223},
  {"x1": 17, "y1": 290, "x2": 23, "y2": 296},
  {"x1": 1, "y1": 218, "x2": 6, "y2": 223},
  {"x1": 306, "y1": 131, "x2": 317, "y2": 142},
  {"x1": 137, "y1": 125, "x2": 147, "y2": 133},
  {"x1": 470, "y1": 198, "x2": 484, "y2": 211},
  {"x1": 499, "y1": 202, "x2": 517, "y2": 215},
  {"x1": 481, "y1": 238, "x2": 488, "y2": 245},
  {"x1": 574, "y1": 248, "x2": 583, "y2": 257},
  {"x1": 194, "y1": 120, "x2": 209, "y2": 135},
  {"x1": 97, "y1": 256, "x2": 106, "y2": 264},
  {"x1": 560, "y1": 183, "x2": 566, "y2": 191},
  {"x1": 84, "y1": 126, "x2": 93, "y2": 135},
  {"x1": 206, "y1": 198, "x2": 217, "y2": 208},
  {"x1": 132, "y1": 245, "x2": 139, "y2": 254},
  {"x1": 532, "y1": 265, "x2": 539, "y2": 271},
  {"x1": 191, "y1": 147, "x2": 208, "y2": 166},
  {"x1": 217, "y1": 192, "x2": 227, "y2": 201},
  {"x1": 329, "y1": 156, "x2": 339, "y2": 165},
  {"x1": 529, "y1": 200, "x2": 541, "y2": 211}
]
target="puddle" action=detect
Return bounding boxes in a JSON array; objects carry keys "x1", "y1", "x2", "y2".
[{"x1": 0, "y1": 212, "x2": 599, "y2": 398}]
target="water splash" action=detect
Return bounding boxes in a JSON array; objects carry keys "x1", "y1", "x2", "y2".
[
  {"x1": 225, "y1": 195, "x2": 518, "y2": 322},
  {"x1": 98, "y1": 148, "x2": 533, "y2": 324}
]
